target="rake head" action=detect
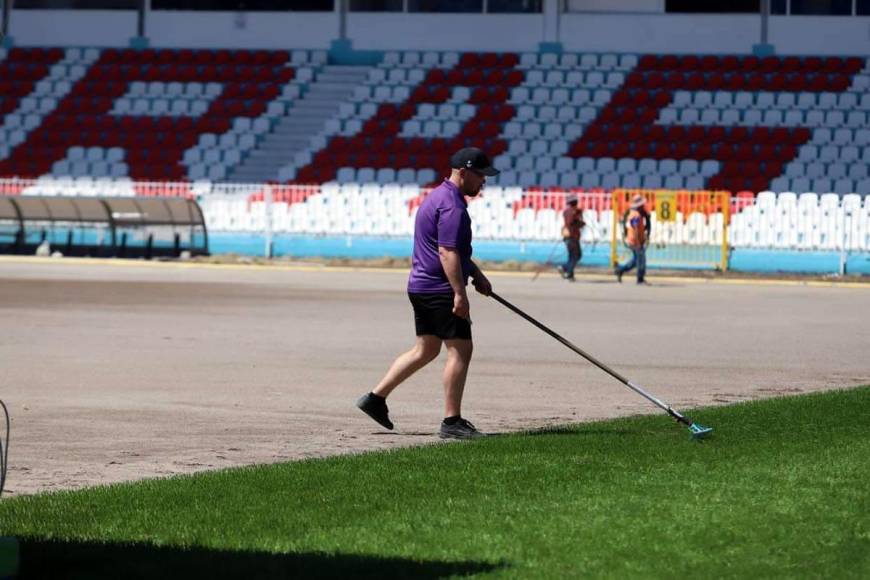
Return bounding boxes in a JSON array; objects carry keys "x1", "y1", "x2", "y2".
[{"x1": 688, "y1": 422, "x2": 714, "y2": 440}]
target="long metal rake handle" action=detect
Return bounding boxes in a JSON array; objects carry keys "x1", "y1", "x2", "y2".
[{"x1": 489, "y1": 292, "x2": 693, "y2": 427}]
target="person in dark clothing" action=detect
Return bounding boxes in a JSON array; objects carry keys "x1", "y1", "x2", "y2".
[
  {"x1": 558, "y1": 193, "x2": 585, "y2": 282},
  {"x1": 615, "y1": 194, "x2": 651, "y2": 284},
  {"x1": 356, "y1": 147, "x2": 498, "y2": 440}
]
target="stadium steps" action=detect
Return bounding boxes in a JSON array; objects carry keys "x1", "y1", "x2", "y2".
[{"x1": 227, "y1": 65, "x2": 371, "y2": 182}]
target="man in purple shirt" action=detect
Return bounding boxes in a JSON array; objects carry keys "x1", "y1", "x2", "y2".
[{"x1": 356, "y1": 147, "x2": 498, "y2": 439}]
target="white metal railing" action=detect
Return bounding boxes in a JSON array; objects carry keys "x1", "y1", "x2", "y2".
[{"x1": 1, "y1": 178, "x2": 868, "y2": 255}]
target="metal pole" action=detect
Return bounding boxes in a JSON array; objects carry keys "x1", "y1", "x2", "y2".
[
  {"x1": 137, "y1": 0, "x2": 145, "y2": 39},
  {"x1": 338, "y1": 0, "x2": 346, "y2": 41},
  {"x1": 264, "y1": 185, "x2": 273, "y2": 259},
  {"x1": 839, "y1": 205, "x2": 846, "y2": 276},
  {"x1": 760, "y1": 0, "x2": 769, "y2": 45},
  {"x1": 2, "y1": 0, "x2": 12, "y2": 42}
]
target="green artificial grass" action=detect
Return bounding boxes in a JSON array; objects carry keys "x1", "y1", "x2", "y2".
[{"x1": 1, "y1": 387, "x2": 868, "y2": 579}]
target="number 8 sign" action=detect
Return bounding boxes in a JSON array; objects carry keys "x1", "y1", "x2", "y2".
[{"x1": 656, "y1": 193, "x2": 677, "y2": 223}]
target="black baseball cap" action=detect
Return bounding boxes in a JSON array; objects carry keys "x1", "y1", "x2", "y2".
[{"x1": 450, "y1": 147, "x2": 500, "y2": 177}]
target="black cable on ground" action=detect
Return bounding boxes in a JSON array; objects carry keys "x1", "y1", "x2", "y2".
[{"x1": 0, "y1": 400, "x2": 8, "y2": 498}]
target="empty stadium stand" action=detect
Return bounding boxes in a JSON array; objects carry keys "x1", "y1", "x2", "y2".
[
  {"x1": 0, "y1": 46, "x2": 868, "y2": 199},
  {"x1": 0, "y1": 47, "x2": 314, "y2": 184}
]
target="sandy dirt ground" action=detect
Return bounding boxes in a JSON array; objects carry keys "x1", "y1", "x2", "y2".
[{"x1": 1, "y1": 256, "x2": 868, "y2": 496}]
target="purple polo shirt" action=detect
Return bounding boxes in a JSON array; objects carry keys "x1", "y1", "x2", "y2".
[{"x1": 407, "y1": 179, "x2": 473, "y2": 294}]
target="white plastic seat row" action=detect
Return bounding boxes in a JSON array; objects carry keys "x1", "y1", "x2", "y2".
[
  {"x1": 44, "y1": 63, "x2": 88, "y2": 80},
  {"x1": 184, "y1": 139, "x2": 256, "y2": 165},
  {"x1": 195, "y1": 129, "x2": 261, "y2": 151},
  {"x1": 278, "y1": 84, "x2": 303, "y2": 102},
  {"x1": 509, "y1": 87, "x2": 612, "y2": 107},
  {"x1": 365, "y1": 68, "x2": 427, "y2": 86},
  {"x1": 500, "y1": 156, "x2": 717, "y2": 177},
  {"x1": 502, "y1": 119, "x2": 592, "y2": 140},
  {"x1": 66, "y1": 146, "x2": 125, "y2": 163},
  {"x1": 290, "y1": 49, "x2": 327, "y2": 65},
  {"x1": 810, "y1": 128, "x2": 870, "y2": 146},
  {"x1": 323, "y1": 118, "x2": 365, "y2": 137},
  {"x1": 111, "y1": 98, "x2": 212, "y2": 117},
  {"x1": 0, "y1": 128, "x2": 26, "y2": 148},
  {"x1": 63, "y1": 47, "x2": 101, "y2": 62},
  {"x1": 768, "y1": 177, "x2": 864, "y2": 195},
  {"x1": 503, "y1": 139, "x2": 572, "y2": 158},
  {"x1": 333, "y1": 167, "x2": 437, "y2": 185},
  {"x1": 407, "y1": 102, "x2": 476, "y2": 120},
  {"x1": 801, "y1": 110, "x2": 867, "y2": 128},
  {"x1": 51, "y1": 160, "x2": 128, "y2": 178},
  {"x1": 188, "y1": 163, "x2": 230, "y2": 181},
  {"x1": 659, "y1": 107, "x2": 866, "y2": 128},
  {"x1": 515, "y1": 104, "x2": 601, "y2": 123},
  {"x1": 381, "y1": 51, "x2": 459, "y2": 68},
  {"x1": 127, "y1": 81, "x2": 223, "y2": 99},
  {"x1": 811, "y1": 128, "x2": 870, "y2": 146},
  {"x1": 673, "y1": 90, "x2": 869, "y2": 111},
  {"x1": 523, "y1": 70, "x2": 624, "y2": 89},
  {"x1": 797, "y1": 144, "x2": 864, "y2": 164},
  {"x1": 519, "y1": 52, "x2": 636, "y2": 71},
  {"x1": 585, "y1": 157, "x2": 715, "y2": 177},
  {"x1": 785, "y1": 161, "x2": 867, "y2": 180},
  {"x1": 2, "y1": 114, "x2": 43, "y2": 131},
  {"x1": 15, "y1": 97, "x2": 57, "y2": 114},
  {"x1": 494, "y1": 170, "x2": 705, "y2": 191},
  {"x1": 33, "y1": 79, "x2": 73, "y2": 96},
  {"x1": 399, "y1": 119, "x2": 463, "y2": 138},
  {"x1": 350, "y1": 85, "x2": 411, "y2": 103}
]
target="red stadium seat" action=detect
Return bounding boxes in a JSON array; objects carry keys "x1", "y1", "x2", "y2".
[
  {"x1": 638, "y1": 55, "x2": 659, "y2": 70},
  {"x1": 804, "y1": 56, "x2": 823, "y2": 71},
  {"x1": 485, "y1": 69, "x2": 505, "y2": 85},
  {"x1": 465, "y1": 69, "x2": 484, "y2": 86},
  {"x1": 458, "y1": 53, "x2": 480, "y2": 68},
  {"x1": 678, "y1": 55, "x2": 699, "y2": 71},
  {"x1": 699, "y1": 55, "x2": 720, "y2": 71},
  {"x1": 500, "y1": 53, "x2": 519, "y2": 68},
  {"x1": 781, "y1": 56, "x2": 800, "y2": 73},
  {"x1": 426, "y1": 69, "x2": 446, "y2": 84},
  {"x1": 503, "y1": 70, "x2": 523, "y2": 86},
  {"x1": 480, "y1": 53, "x2": 499, "y2": 69},
  {"x1": 660, "y1": 55, "x2": 679, "y2": 69}
]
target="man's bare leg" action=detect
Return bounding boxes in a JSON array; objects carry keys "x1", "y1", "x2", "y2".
[
  {"x1": 372, "y1": 335, "x2": 442, "y2": 398},
  {"x1": 443, "y1": 338, "x2": 473, "y2": 418}
]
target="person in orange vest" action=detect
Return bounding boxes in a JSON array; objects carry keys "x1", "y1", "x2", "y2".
[
  {"x1": 615, "y1": 194, "x2": 651, "y2": 284},
  {"x1": 557, "y1": 193, "x2": 586, "y2": 282}
]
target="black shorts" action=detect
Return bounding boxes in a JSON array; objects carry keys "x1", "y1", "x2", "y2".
[{"x1": 408, "y1": 292, "x2": 472, "y2": 340}]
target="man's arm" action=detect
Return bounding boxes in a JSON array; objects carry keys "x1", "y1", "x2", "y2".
[
  {"x1": 469, "y1": 261, "x2": 492, "y2": 296},
  {"x1": 439, "y1": 246, "x2": 470, "y2": 319},
  {"x1": 644, "y1": 210, "x2": 652, "y2": 246}
]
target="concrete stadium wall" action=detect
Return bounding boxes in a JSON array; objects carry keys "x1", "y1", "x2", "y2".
[
  {"x1": 146, "y1": 12, "x2": 337, "y2": 50},
  {"x1": 559, "y1": 14, "x2": 870, "y2": 55},
  {"x1": 9, "y1": 10, "x2": 137, "y2": 47},
  {"x1": 346, "y1": 14, "x2": 543, "y2": 52},
  {"x1": 8, "y1": 9, "x2": 870, "y2": 55}
]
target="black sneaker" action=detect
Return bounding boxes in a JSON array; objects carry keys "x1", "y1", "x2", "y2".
[
  {"x1": 439, "y1": 417, "x2": 484, "y2": 440},
  {"x1": 615, "y1": 268, "x2": 623, "y2": 283},
  {"x1": 356, "y1": 393, "x2": 393, "y2": 430}
]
